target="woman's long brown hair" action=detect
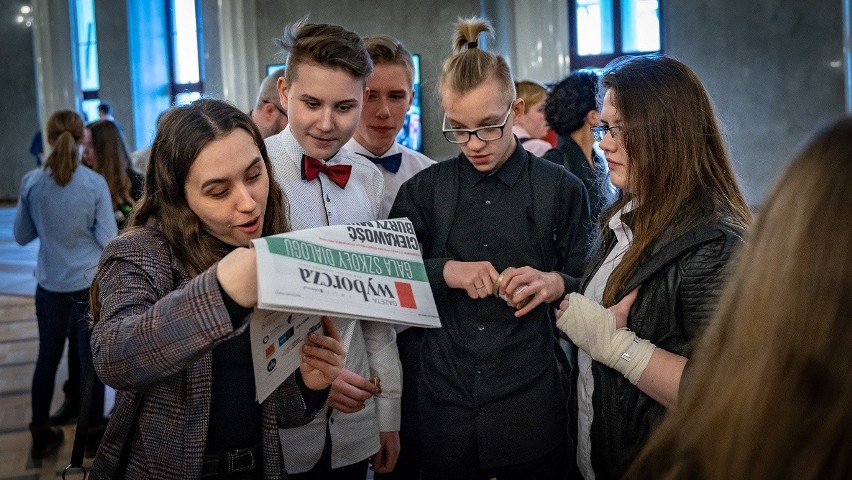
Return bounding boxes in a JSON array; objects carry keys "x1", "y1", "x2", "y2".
[
  {"x1": 88, "y1": 119, "x2": 135, "y2": 211},
  {"x1": 595, "y1": 55, "x2": 752, "y2": 306},
  {"x1": 90, "y1": 99, "x2": 288, "y2": 322}
]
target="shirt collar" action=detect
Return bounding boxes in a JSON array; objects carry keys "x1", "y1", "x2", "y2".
[
  {"x1": 460, "y1": 138, "x2": 527, "y2": 187},
  {"x1": 608, "y1": 200, "x2": 637, "y2": 245},
  {"x1": 511, "y1": 125, "x2": 531, "y2": 138},
  {"x1": 346, "y1": 138, "x2": 401, "y2": 158}
]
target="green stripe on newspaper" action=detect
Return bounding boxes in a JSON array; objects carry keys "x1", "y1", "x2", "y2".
[{"x1": 264, "y1": 237, "x2": 428, "y2": 282}]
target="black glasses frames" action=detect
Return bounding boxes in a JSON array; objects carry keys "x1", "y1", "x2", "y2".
[{"x1": 264, "y1": 100, "x2": 287, "y2": 118}]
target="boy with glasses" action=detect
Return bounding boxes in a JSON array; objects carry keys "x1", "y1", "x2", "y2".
[{"x1": 389, "y1": 17, "x2": 592, "y2": 479}]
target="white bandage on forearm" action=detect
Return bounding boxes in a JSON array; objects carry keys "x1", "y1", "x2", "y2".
[{"x1": 556, "y1": 293, "x2": 655, "y2": 384}]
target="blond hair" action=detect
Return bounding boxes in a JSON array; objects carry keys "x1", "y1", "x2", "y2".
[
  {"x1": 363, "y1": 34, "x2": 415, "y2": 87},
  {"x1": 439, "y1": 17, "x2": 514, "y2": 105},
  {"x1": 515, "y1": 80, "x2": 547, "y2": 110},
  {"x1": 626, "y1": 117, "x2": 852, "y2": 480}
]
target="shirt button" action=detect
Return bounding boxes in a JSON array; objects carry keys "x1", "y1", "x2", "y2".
[
  {"x1": 483, "y1": 243, "x2": 488, "y2": 248},
  {"x1": 476, "y1": 368, "x2": 482, "y2": 375},
  {"x1": 485, "y1": 200, "x2": 491, "y2": 205},
  {"x1": 477, "y1": 325, "x2": 485, "y2": 331}
]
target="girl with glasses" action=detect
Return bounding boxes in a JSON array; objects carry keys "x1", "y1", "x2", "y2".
[{"x1": 555, "y1": 54, "x2": 752, "y2": 479}]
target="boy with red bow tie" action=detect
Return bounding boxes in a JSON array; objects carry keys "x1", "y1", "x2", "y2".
[{"x1": 265, "y1": 20, "x2": 401, "y2": 480}]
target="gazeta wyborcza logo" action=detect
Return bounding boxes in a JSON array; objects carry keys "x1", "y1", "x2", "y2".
[{"x1": 266, "y1": 237, "x2": 426, "y2": 310}]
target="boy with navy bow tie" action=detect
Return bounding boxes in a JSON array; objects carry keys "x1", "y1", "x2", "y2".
[{"x1": 344, "y1": 35, "x2": 435, "y2": 219}]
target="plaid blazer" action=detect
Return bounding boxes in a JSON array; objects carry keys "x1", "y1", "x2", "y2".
[{"x1": 89, "y1": 227, "x2": 317, "y2": 479}]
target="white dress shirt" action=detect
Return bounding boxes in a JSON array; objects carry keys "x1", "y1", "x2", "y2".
[
  {"x1": 577, "y1": 201, "x2": 635, "y2": 479},
  {"x1": 344, "y1": 138, "x2": 436, "y2": 219},
  {"x1": 266, "y1": 127, "x2": 402, "y2": 471}
]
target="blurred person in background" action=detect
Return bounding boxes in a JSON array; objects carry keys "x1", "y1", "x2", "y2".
[
  {"x1": 512, "y1": 79, "x2": 552, "y2": 157},
  {"x1": 543, "y1": 69, "x2": 614, "y2": 220},
  {"x1": 14, "y1": 109, "x2": 117, "y2": 459},
  {"x1": 251, "y1": 67, "x2": 289, "y2": 138},
  {"x1": 87, "y1": 119, "x2": 144, "y2": 229}
]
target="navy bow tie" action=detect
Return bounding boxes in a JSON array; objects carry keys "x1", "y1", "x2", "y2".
[{"x1": 358, "y1": 152, "x2": 402, "y2": 174}]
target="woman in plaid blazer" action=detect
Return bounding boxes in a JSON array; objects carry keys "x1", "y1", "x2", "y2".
[{"x1": 88, "y1": 99, "x2": 346, "y2": 479}]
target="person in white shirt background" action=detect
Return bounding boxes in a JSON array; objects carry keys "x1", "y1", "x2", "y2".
[{"x1": 345, "y1": 34, "x2": 435, "y2": 220}]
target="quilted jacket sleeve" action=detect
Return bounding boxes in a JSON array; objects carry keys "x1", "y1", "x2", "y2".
[{"x1": 677, "y1": 231, "x2": 743, "y2": 353}]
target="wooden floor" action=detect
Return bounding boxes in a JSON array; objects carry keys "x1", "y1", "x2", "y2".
[{"x1": 0, "y1": 294, "x2": 94, "y2": 480}]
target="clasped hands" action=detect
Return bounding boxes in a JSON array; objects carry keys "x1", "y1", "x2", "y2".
[{"x1": 443, "y1": 260, "x2": 565, "y2": 317}]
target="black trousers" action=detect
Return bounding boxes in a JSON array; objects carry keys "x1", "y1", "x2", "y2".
[{"x1": 421, "y1": 440, "x2": 569, "y2": 480}]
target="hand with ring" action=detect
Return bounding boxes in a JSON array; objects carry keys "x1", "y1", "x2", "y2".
[{"x1": 443, "y1": 260, "x2": 498, "y2": 299}]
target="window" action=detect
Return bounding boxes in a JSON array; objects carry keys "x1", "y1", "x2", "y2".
[
  {"x1": 167, "y1": 0, "x2": 203, "y2": 105},
  {"x1": 569, "y1": 0, "x2": 662, "y2": 69},
  {"x1": 73, "y1": 0, "x2": 100, "y2": 122},
  {"x1": 396, "y1": 54, "x2": 422, "y2": 152}
]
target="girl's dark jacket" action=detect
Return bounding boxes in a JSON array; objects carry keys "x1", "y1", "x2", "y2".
[{"x1": 568, "y1": 213, "x2": 745, "y2": 479}]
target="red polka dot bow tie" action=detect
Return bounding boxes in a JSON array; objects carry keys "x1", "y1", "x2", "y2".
[{"x1": 302, "y1": 154, "x2": 352, "y2": 188}]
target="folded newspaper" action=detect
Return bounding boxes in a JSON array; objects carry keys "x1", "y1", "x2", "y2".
[
  {"x1": 249, "y1": 218, "x2": 440, "y2": 402},
  {"x1": 252, "y1": 218, "x2": 440, "y2": 326}
]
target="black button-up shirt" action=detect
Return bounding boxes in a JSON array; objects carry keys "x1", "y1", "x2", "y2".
[{"x1": 391, "y1": 142, "x2": 591, "y2": 467}]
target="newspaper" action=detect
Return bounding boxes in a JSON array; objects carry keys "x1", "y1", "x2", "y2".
[{"x1": 249, "y1": 218, "x2": 440, "y2": 402}]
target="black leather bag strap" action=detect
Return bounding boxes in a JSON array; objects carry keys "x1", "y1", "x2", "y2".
[
  {"x1": 63, "y1": 364, "x2": 143, "y2": 479},
  {"x1": 63, "y1": 362, "x2": 97, "y2": 479}
]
